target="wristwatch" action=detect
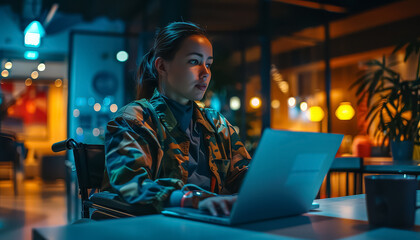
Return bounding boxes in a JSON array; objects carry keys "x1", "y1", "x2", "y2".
[{"x1": 181, "y1": 191, "x2": 215, "y2": 209}]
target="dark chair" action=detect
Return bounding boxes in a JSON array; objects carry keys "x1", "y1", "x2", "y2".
[
  {"x1": 0, "y1": 132, "x2": 23, "y2": 195},
  {"x1": 52, "y1": 139, "x2": 157, "y2": 220}
]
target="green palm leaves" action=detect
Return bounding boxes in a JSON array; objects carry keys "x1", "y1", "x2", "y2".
[{"x1": 351, "y1": 39, "x2": 420, "y2": 146}]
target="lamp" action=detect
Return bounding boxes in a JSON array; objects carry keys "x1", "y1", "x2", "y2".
[
  {"x1": 335, "y1": 102, "x2": 355, "y2": 120},
  {"x1": 308, "y1": 106, "x2": 324, "y2": 122},
  {"x1": 24, "y1": 21, "x2": 45, "y2": 48}
]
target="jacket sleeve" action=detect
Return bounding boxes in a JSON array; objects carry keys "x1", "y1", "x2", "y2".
[
  {"x1": 219, "y1": 115, "x2": 251, "y2": 194},
  {"x1": 104, "y1": 104, "x2": 183, "y2": 211}
]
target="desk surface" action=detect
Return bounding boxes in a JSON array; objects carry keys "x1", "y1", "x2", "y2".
[
  {"x1": 33, "y1": 192, "x2": 420, "y2": 240},
  {"x1": 363, "y1": 158, "x2": 420, "y2": 174}
]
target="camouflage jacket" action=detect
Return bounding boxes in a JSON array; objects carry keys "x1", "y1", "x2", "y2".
[{"x1": 102, "y1": 89, "x2": 251, "y2": 211}]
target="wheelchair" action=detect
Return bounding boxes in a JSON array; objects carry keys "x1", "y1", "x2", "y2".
[{"x1": 52, "y1": 139, "x2": 157, "y2": 220}]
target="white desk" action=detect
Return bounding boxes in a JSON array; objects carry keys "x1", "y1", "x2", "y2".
[{"x1": 33, "y1": 192, "x2": 420, "y2": 240}]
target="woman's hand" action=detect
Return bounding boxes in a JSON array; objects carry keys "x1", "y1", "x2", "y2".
[{"x1": 198, "y1": 195, "x2": 237, "y2": 216}]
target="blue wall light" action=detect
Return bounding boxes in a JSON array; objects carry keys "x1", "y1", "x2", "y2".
[
  {"x1": 24, "y1": 51, "x2": 39, "y2": 60},
  {"x1": 24, "y1": 21, "x2": 45, "y2": 48}
]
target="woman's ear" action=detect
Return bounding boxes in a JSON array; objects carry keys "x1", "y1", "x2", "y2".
[{"x1": 155, "y1": 57, "x2": 167, "y2": 78}]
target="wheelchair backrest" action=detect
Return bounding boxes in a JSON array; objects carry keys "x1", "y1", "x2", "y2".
[{"x1": 73, "y1": 144, "x2": 105, "y2": 189}]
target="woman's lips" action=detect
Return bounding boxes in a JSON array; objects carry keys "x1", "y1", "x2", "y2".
[{"x1": 195, "y1": 84, "x2": 207, "y2": 91}]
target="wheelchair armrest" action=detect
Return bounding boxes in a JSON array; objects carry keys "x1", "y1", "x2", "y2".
[{"x1": 89, "y1": 192, "x2": 158, "y2": 216}]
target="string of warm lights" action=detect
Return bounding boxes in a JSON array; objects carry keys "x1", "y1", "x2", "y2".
[{"x1": 271, "y1": 64, "x2": 289, "y2": 94}]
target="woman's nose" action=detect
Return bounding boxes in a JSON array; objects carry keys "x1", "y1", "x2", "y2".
[{"x1": 200, "y1": 64, "x2": 210, "y2": 77}]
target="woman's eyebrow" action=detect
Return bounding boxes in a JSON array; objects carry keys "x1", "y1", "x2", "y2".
[{"x1": 186, "y1": 52, "x2": 213, "y2": 60}]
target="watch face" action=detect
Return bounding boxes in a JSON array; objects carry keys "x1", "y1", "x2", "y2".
[{"x1": 92, "y1": 71, "x2": 119, "y2": 96}]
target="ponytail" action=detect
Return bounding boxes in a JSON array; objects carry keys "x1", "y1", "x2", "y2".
[{"x1": 136, "y1": 49, "x2": 158, "y2": 99}]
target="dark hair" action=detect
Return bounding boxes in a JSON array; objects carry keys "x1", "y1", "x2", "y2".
[{"x1": 136, "y1": 21, "x2": 208, "y2": 99}]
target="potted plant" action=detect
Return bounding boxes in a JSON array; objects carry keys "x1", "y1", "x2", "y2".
[{"x1": 351, "y1": 38, "x2": 420, "y2": 161}]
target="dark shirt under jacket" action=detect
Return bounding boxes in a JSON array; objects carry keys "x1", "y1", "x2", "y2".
[{"x1": 162, "y1": 95, "x2": 211, "y2": 191}]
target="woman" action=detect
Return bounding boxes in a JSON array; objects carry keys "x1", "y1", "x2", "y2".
[{"x1": 103, "y1": 22, "x2": 251, "y2": 216}]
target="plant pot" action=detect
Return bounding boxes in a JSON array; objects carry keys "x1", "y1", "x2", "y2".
[{"x1": 390, "y1": 140, "x2": 414, "y2": 161}]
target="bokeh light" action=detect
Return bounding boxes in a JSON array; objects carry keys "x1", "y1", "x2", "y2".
[
  {"x1": 25, "y1": 78, "x2": 32, "y2": 86},
  {"x1": 110, "y1": 104, "x2": 118, "y2": 113},
  {"x1": 5, "y1": 61, "x2": 12, "y2": 69},
  {"x1": 38, "y1": 63, "x2": 46, "y2": 71},
  {"x1": 300, "y1": 102, "x2": 308, "y2": 112},
  {"x1": 288, "y1": 97, "x2": 296, "y2": 107},
  {"x1": 1, "y1": 70, "x2": 9, "y2": 78},
  {"x1": 116, "y1": 51, "x2": 129, "y2": 62},
  {"x1": 94, "y1": 103, "x2": 101, "y2": 112},
  {"x1": 230, "y1": 97, "x2": 241, "y2": 110},
  {"x1": 250, "y1": 97, "x2": 261, "y2": 109},
  {"x1": 271, "y1": 100, "x2": 280, "y2": 109},
  {"x1": 31, "y1": 71, "x2": 39, "y2": 79},
  {"x1": 55, "y1": 79, "x2": 62, "y2": 87}
]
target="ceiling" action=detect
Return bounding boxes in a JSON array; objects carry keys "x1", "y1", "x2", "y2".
[{"x1": 6, "y1": 0, "x2": 400, "y2": 35}]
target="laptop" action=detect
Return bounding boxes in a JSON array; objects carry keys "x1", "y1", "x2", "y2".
[{"x1": 162, "y1": 129, "x2": 344, "y2": 225}]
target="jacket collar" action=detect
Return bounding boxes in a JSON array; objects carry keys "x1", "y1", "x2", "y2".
[{"x1": 149, "y1": 89, "x2": 215, "y2": 133}]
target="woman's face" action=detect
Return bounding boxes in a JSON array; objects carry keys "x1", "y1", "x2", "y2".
[{"x1": 158, "y1": 35, "x2": 213, "y2": 105}]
